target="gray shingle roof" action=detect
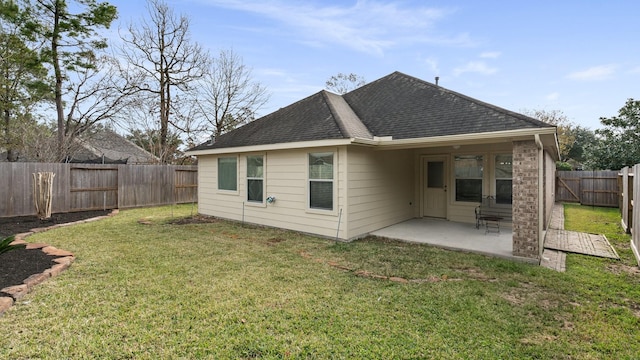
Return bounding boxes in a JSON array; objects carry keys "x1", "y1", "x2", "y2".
[
  {"x1": 344, "y1": 72, "x2": 551, "y2": 139},
  {"x1": 190, "y1": 71, "x2": 553, "y2": 151},
  {"x1": 72, "y1": 129, "x2": 158, "y2": 164},
  {"x1": 191, "y1": 90, "x2": 348, "y2": 151}
]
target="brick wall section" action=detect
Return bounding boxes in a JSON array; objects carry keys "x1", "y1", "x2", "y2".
[{"x1": 512, "y1": 140, "x2": 540, "y2": 259}]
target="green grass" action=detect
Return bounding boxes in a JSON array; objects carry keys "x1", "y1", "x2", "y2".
[{"x1": 1, "y1": 204, "x2": 639, "y2": 359}]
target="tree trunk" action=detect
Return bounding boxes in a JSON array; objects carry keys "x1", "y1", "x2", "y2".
[
  {"x1": 33, "y1": 172, "x2": 55, "y2": 220},
  {"x1": 52, "y1": 1, "x2": 65, "y2": 161},
  {"x1": 3, "y1": 108, "x2": 14, "y2": 162}
]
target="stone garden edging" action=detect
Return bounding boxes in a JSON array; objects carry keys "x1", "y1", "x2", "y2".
[{"x1": 0, "y1": 209, "x2": 119, "y2": 316}]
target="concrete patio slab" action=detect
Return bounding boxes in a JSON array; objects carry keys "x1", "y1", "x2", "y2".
[
  {"x1": 370, "y1": 218, "x2": 516, "y2": 260},
  {"x1": 369, "y1": 202, "x2": 618, "y2": 272}
]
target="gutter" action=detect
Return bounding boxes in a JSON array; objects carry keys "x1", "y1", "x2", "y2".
[{"x1": 535, "y1": 134, "x2": 545, "y2": 260}]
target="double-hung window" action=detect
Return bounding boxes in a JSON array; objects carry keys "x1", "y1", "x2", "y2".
[
  {"x1": 308, "y1": 152, "x2": 334, "y2": 210},
  {"x1": 495, "y1": 154, "x2": 513, "y2": 204},
  {"x1": 454, "y1": 155, "x2": 483, "y2": 202},
  {"x1": 247, "y1": 155, "x2": 264, "y2": 203},
  {"x1": 218, "y1": 156, "x2": 237, "y2": 191}
]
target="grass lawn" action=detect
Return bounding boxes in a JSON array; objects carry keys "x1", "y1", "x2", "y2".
[{"x1": 1, "y1": 203, "x2": 639, "y2": 359}]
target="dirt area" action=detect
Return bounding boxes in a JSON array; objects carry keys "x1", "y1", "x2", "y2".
[
  {"x1": 0, "y1": 210, "x2": 111, "y2": 295},
  {"x1": 165, "y1": 214, "x2": 219, "y2": 225}
]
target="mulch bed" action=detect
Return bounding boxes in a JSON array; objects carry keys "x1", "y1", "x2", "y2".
[
  {"x1": 0, "y1": 210, "x2": 112, "y2": 295},
  {"x1": 0, "y1": 210, "x2": 111, "y2": 238}
]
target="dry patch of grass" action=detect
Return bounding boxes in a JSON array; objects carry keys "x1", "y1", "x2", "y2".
[{"x1": 606, "y1": 263, "x2": 640, "y2": 275}]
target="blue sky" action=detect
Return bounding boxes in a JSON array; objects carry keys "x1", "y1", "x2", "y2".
[{"x1": 109, "y1": 0, "x2": 640, "y2": 130}]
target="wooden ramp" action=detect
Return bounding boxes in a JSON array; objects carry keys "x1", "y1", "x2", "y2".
[
  {"x1": 542, "y1": 203, "x2": 619, "y2": 271},
  {"x1": 544, "y1": 229, "x2": 619, "y2": 260}
]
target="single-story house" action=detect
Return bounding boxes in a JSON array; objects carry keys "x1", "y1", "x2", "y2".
[
  {"x1": 1, "y1": 128, "x2": 159, "y2": 164},
  {"x1": 187, "y1": 72, "x2": 559, "y2": 262}
]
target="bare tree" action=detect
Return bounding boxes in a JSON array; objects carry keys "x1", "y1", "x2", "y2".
[
  {"x1": 120, "y1": 97, "x2": 176, "y2": 163},
  {"x1": 118, "y1": 0, "x2": 208, "y2": 164},
  {"x1": 12, "y1": 120, "x2": 58, "y2": 162},
  {"x1": 59, "y1": 54, "x2": 136, "y2": 159},
  {"x1": 325, "y1": 72, "x2": 366, "y2": 94},
  {"x1": 195, "y1": 49, "x2": 270, "y2": 139}
]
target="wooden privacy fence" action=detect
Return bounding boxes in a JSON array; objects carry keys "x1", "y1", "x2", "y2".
[
  {"x1": 556, "y1": 170, "x2": 619, "y2": 207},
  {"x1": 619, "y1": 165, "x2": 640, "y2": 266},
  {"x1": 0, "y1": 163, "x2": 197, "y2": 218}
]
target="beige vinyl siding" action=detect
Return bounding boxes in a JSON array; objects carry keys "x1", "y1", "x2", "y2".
[
  {"x1": 198, "y1": 155, "x2": 244, "y2": 218},
  {"x1": 346, "y1": 147, "x2": 414, "y2": 238},
  {"x1": 198, "y1": 147, "x2": 347, "y2": 239},
  {"x1": 543, "y1": 150, "x2": 556, "y2": 229}
]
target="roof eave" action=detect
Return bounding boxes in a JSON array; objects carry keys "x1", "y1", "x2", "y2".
[
  {"x1": 186, "y1": 138, "x2": 352, "y2": 156},
  {"x1": 352, "y1": 127, "x2": 558, "y2": 150},
  {"x1": 187, "y1": 128, "x2": 559, "y2": 156}
]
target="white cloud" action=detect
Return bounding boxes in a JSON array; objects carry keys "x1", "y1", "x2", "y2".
[
  {"x1": 453, "y1": 61, "x2": 498, "y2": 76},
  {"x1": 255, "y1": 68, "x2": 288, "y2": 77},
  {"x1": 629, "y1": 66, "x2": 640, "y2": 74},
  {"x1": 567, "y1": 64, "x2": 616, "y2": 81},
  {"x1": 424, "y1": 57, "x2": 440, "y2": 74},
  {"x1": 545, "y1": 92, "x2": 560, "y2": 101},
  {"x1": 200, "y1": 0, "x2": 470, "y2": 55},
  {"x1": 479, "y1": 51, "x2": 501, "y2": 59}
]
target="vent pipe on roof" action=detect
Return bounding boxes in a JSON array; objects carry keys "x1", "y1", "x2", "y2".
[{"x1": 435, "y1": 76, "x2": 439, "y2": 86}]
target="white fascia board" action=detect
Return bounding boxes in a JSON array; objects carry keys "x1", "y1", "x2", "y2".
[
  {"x1": 351, "y1": 127, "x2": 558, "y2": 149},
  {"x1": 185, "y1": 139, "x2": 352, "y2": 156},
  {"x1": 187, "y1": 128, "x2": 559, "y2": 156}
]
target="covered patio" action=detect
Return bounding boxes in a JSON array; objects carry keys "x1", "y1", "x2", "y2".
[{"x1": 370, "y1": 218, "x2": 519, "y2": 260}]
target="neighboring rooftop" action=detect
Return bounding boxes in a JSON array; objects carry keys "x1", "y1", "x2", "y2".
[{"x1": 69, "y1": 129, "x2": 159, "y2": 164}]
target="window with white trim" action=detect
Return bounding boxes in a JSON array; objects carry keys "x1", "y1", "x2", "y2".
[
  {"x1": 454, "y1": 155, "x2": 483, "y2": 202},
  {"x1": 308, "y1": 152, "x2": 334, "y2": 210},
  {"x1": 247, "y1": 155, "x2": 264, "y2": 203},
  {"x1": 495, "y1": 154, "x2": 513, "y2": 204},
  {"x1": 218, "y1": 156, "x2": 237, "y2": 191}
]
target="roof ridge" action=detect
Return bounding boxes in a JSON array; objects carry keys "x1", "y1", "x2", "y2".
[
  {"x1": 389, "y1": 72, "x2": 552, "y2": 128},
  {"x1": 321, "y1": 91, "x2": 373, "y2": 139}
]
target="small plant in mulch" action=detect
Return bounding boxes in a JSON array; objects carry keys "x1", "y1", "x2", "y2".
[{"x1": 0, "y1": 235, "x2": 25, "y2": 255}]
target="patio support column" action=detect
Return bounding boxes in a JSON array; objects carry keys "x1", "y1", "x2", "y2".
[{"x1": 512, "y1": 140, "x2": 540, "y2": 260}]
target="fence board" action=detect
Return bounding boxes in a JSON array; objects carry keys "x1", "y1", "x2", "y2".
[
  {"x1": 70, "y1": 165, "x2": 119, "y2": 211},
  {"x1": 619, "y1": 168, "x2": 633, "y2": 233},
  {"x1": 0, "y1": 163, "x2": 70, "y2": 217},
  {"x1": 632, "y1": 164, "x2": 640, "y2": 266},
  {"x1": 556, "y1": 170, "x2": 619, "y2": 207},
  {"x1": 174, "y1": 167, "x2": 198, "y2": 204},
  {"x1": 0, "y1": 163, "x2": 196, "y2": 217}
]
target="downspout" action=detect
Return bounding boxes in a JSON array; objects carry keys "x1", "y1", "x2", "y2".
[{"x1": 534, "y1": 134, "x2": 545, "y2": 260}]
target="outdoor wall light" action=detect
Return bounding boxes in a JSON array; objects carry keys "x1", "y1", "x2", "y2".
[{"x1": 266, "y1": 196, "x2": 276, "y2": 204}]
